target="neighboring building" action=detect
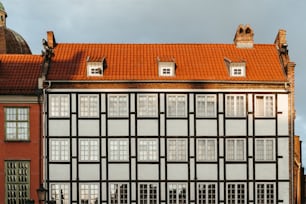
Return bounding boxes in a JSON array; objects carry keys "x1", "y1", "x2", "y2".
[
  {"x1": 293, "y1": 135, "x2": 303, "y2": 204},
  {"x1": 39, "y1": 24, "x2": 296, "y2": 204},
  {"x1": 0, "y1": 2, "x2": 43, "y2": 204}
]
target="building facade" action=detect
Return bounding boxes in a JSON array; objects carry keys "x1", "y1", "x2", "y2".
[{"x1": 40, "y1": 25, "x2": 296, "y2": 204}]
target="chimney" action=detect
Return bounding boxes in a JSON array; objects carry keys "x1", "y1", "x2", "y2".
[
  {"x1": 274, "y1": 29, "x2": 287, "y2": 49},
  {"x1": 233, "y1": 24, "x2": 254, "y2": 48},
  {"x1": 47, "y1": 31, "x2": 57, "y2": 49}
]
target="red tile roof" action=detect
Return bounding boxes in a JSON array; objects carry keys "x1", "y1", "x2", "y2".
[
  {"x1": 47, "y1": 43, "x2": 287, "y2": 82},
  {"x1": 0, "y1": 54, "x2": 42, "y2": 94}
]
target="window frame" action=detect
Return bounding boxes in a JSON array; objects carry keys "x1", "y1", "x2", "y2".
[
  {"x1": 255, "y1": 95, "x2": 275, "y2": 117},
  {"x1": 230, "y1": 63, "x2": 246, "y2": 77},
  {"x1": 225, "y1": 94, "x2": 246, "y2": 117},
  {"x1": 196, "y1": 94, "x2": 217, "y2": 118},
  {"x1": 158, "y1": 61, "x2": 175, "y2": 77},
  {"x1": 255, "y1": 139, "x2": 275, "y2": 161},
  {"x1": 50, "y1": 139, "x2": 70, "y2": 162},
  {"x1": 79, "y1": 183, "x2": 99, "y2": 204},
  {"x1": 50, "y1": 183, "x2": 70, "y2": 204},
  {"x1": 197, "y1": 183, "x2": 217, "y2": 204},
  {"x1": 167, "y1": 139, "x2": 187, "y2": 162},
  {"x1": 256, "y1": 183, "x2": 275, "y2": 204},
  {"x1": 168, "y1": 183, "x2": 188, "y2": 204},
  {"x1": 226, "y1": 139, "x2": 245, "y2": 161},
  {"x1": 87, "y1": 61, "x2": 103, "y2": 77},
  {"x1": 4, "y1": 107, "x2": 30, "y2": 141},
  {"x1": 49, "y1": 94, "x2": 70, "y2": 118},
  {"x1": 108, "y1": 139, "x2": 129, "y2": 161},
  {"x1": 109, "y1": 183, "x2": 129, "y2": 204},
  {"x1": 167, "y1": 94, "x2": 187, "y2": 118},
  {"x1": 79, "y1": 94, "x2": 99, "y2": 118},
  {"x1": 108, "y1": 94, "x2": 129, "y2": 118},
  {"x1": 138, "y1": 183, "x2": 158, "y2": 204},
  {"x1": 197, "y1": 139, "x2": 217, "y2": 161},
  {"x1": 138, "y1": 139, "x2": 158, "y2": 162},
  {"x1": 137, "y1": 94, "x2": 158, "y2": 117},
  {"x1": 226, "y1": 183, "x2": 246, "y2": 204},
  {"x1": 79, "y1": 139, "x2": 99, "y2": 161}
]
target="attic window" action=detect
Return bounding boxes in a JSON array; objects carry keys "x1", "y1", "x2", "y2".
[
  {"x1": 158, "y1": 61, "x2": 176, "y2": 77},
  {"x1": 87, "y1": 57, "x2": 105, "y2": 76},
  {"x1": 230, "y1": 62, "x2": 246, "y2": 77}
]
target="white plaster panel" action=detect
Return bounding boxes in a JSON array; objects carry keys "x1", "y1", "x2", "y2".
[
  {"x1": 49, "y1": 164, "x2": 70, "y2": 180},
  {"x1": 160, "y1": 94, "x2": 165, "y2": 113},
  {"x1": 219, "y1": 139, "x2": 224, "y2": 157},
  {"x1": 196, "y1": 120, "x2": 217, "y2": 136},
  {"x1": 101, "y1": 94, "x2": 106, "y2": 113},
  {"x1": 190, "y1": 182, "x2": 195, "y2": 200},
  {"x1": 160, "y1": 182, "x2": 166, "y2": 200},
  {"x1": 189, "y1": 138, "x2": 195, "y2": 157},
  {"x1": 255, "y1": 120, "x2": 276, "y2": 136},
  {"x1": 102, "y1": 159, "x2": 107, "y2": 180},
  {"x1": 225, "y1": 120, "x2": 246, "y2": 136},
  {"x1": 72, "y1": 158, "x2": 77, "y2": 180},
  {"x1": 167, "y1": 164, "x2": 188, "y2": 180},
  {"x1": 71, "y1": 94, "x2": 76, "y2": 113},
  {"x1": 130, "y1": 115, "x2": 135, "y2": 136},
  {"x1": 218, "y1": 93, "x2": 223, "y2": 112},
  {"x1": 255, "y1": 164, "x2": 276, "y2": 180},
  {"x1": 160, "y1": 138, "x2": 165, "y2": 156},
  {"x1": 101, "y1": 115, "x2": 106, "y2": 136},
  {"x1": 130, "y1": 93, "x2": 135, "y2": 112},
  {"x1": 49, "y1": 120, "x2": 70, "y2": 136},
  {"x1": 161, "y1": 158, "x2": 165, "y2": 180},
  {"x1": 248, "y1": 94, "x2": 253, "y2": 112},
  {"x1": 138, "y1": 164, "x2": 159, "y2": 180},
  {"x1": 190, "y1": 159, "x2": 195, "y2": 180},
  {"x1": 101, "y1": 138, "x2": 106, "y2": 157},
  {"x1": 102, "y1": 182, "x2": 107, "y2": 200},
  {"x1": 189, "y1": 115, "x2": 195, "y2": 136},
  {"x1": 277, "y1": 94, "x2": 289, "y2": 136},
  {"x1": 248, "y1": 138, "x2": 253, "y2": 156},
  {"x1": 131, "y1": 183, "x2": 136, "y2": 201},
  {"x1": 78, "y1": 120, "x2": 100, "y2": 136},
  {"x1": 278, "y1": 182, "x2": 290, "y2": 204},
  {"x1": 131, "y1": 159, "x2": 136, "y2": 180},
  {"x1": 160, "y1": 115, "x2": 165, "y2": 136},
  {"x1": 72, "y1": 183, "x2": 77, "y2": 201},
  {"x1": 72, "y1": 138, "x2": 77, "y2": 157},
  {"x1": 189, "y1": 93, "x2": 194, "y2": 112},
  {"x1": 197, "y1": 164, "x2": 217, "y2": 180},
  {"x1": 79, "y1": 164, "x2": 100, "y2": 180},
  {"x1": 72, "y1": 115, "x2": 77, "y2": 136},
  {"x1": 248, "y1": 183, "x2": 254, "y2": 200},
  {"x1": 131, "y1": 138, "x2": 135, "y2": 157},
  {"x1": 108, "y1": 164, "x2": 129, "y2": 180},
  {"x1": 137, "y1": 120, "x2": 159, "y2": 136},
  {"x1": 219, "y1": 159, "x2": 224, "y2": 180},
  {"x1": 167, "y1": 120, "x2": 188, "y2": 136},
  {"x1": 248, "y1": 114, "x2": 253, "y2": 136},
  {"x1": 226, "y1": 164, "x2": 247, "y2": 180},
  {"x1": 108, "y1": 120, "x2": 129, "y2": 136},
  {"x1": 219, "y1": 115, "x2": 224, "y2": 136},
  {"x1": 278, "y1": 138, "x2": 289, "y2": 179}
]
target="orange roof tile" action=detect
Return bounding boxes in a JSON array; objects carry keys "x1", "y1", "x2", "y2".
[
  {"x1": 47, "y1": 43, "x2": 287, "y2": 82},
  {"x1": 0, "y1": 54, "x2": 42, "y2": 94}
]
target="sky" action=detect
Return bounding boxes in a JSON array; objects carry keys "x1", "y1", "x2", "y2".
[{"x1": 2, "y1": 0, "x2": 306, "y2": 164}]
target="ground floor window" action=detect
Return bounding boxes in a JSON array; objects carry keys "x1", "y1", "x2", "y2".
[
  {"x1": 227, "y1": 183, "x2": 246, "y2": 204},
  {"x1": 198, "y1": 183, "x2": 217, "y2": 204},
  {"x1": 50, "y1": 183, "x2": 69, "y2": 204},
  {"x1": 110, "y1": 183, "x2": 128, "y2": 204},
  {"x1": 168, "y1": 183, "x2": 187, "y2": 204},
  {"x1": 256, "y1": 183, "x2": 275, "y2": 204},
  {"x1": 80, "y1": 183, "x2": 99, "y2": 204},
  {"x1": 139, "y1": 183, "x2": 158, "y2": 204}
]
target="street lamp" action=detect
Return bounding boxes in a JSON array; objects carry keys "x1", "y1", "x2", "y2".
[{"x1": 36, "y1": 184, "x2": 47, "y2": 203}]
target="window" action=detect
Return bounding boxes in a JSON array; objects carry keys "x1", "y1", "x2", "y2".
[
  {"x1": 167, "y1": 94, "x2": 187, "y2": 117},
  {"x1": 109, "y1": 140, "x2": 129, "y2": 161},
  {"x1": 5, "y1": 161, "x2": 30, "y2": 204},
  {"x1": 255, "y1": 95, "x2": 275, "y2": 117},
  {"x1": 49, "y1": 94, "x2": 69, "y2": 117},
  {"x1": 197, "y1": 139, "x2": 217, "y2": 161},
  {"x1": 110, "y1": 183, "x2": 128, "y2": 204},
  {"x1": 79, "y1": 95, "x2": 99, "y2": 117},
  {"x1": 50, "y1": 139, "x2": 70, "y2": 161},
  {"x1": 80, "y1": 184, "x2": 99, "y2": 204},
  {"x1": 79, "y1": 139, "x2": 99, "y2": 161},
  {"x1": 5, "y1": 107, "x2": 29, "y2": 141},
  {"x1": 226, "y1": 139, "x2": 245, "y2": 161},
  {"x1": 198, "y1": 183, "x2": 217, "y2": 204},
  {"x1": 168, "y1": 183, "x2": 187, "y2": 204},
  {"x1": 108, "y1": 95, "x2": 128, "y2": 117},
  {"x1": 138, "y1": 139, "x2": 158, "y2": 161},
  {"x1": 196, "y1": 95, "x2": 217, "y2": 117},
  {"x1": 137, "y1": 94, "x2": 158, "y2": 117},
  {"x1": 230, "y1": 63, "x2": 246, "y2": 77},
  {"x1": 139, "y1": 183, "x2": 158, "y2": 204},
  {"x1": 227, "y1": 183, "x2": 246, "y2": 204},
  {"x1": 226, "y1": 95, "x2": 245, "y2": 117},
  {"x1": 256, "y1": 183, "x2": 275, "y2": 204},
  {"x1": 87, "y1": 61, "x2": 103, "y2": 76},
  {"x1": 168, "y1": 139, "x2": 187, "y2": 161},
  {"x1": 159, "y1": 61, "x2": 175, "y2": 76},
  {"x1": 50, "y1": 183, "x2": 69, "y2": 204},
  {"x1": 255, "y1": 139, "x2": 274, "y2": 161}
]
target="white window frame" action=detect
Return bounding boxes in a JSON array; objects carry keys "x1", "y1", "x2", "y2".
[
  {"x1": 109, "y1": 183, "x2": 129, "y2": 204},
  {"x1": 167, "y1": 94, "x2": 187, "y2": 117},
  {"x1": 255, "y1": 95, "x2": 275, "y2": 117},
  {"x1": 226, "y1": 139, "x2": 245, "y2": 161},
  {"x1": 49, "y1": 94, "x2": 70, "y2": 118},
  {"x1": 138, "y1": 183, "x2": 158, "y2": 204},
  {"x1": 227, "y1": 183, "x2": 246, "y2": 204},
  {"x1": 50, "y1": 139, "x2": 70, "y2": 161},
  {"x1": 79, "y1": 95, "x2": 99, "y2": 118},
  {"x1": 87, "y1": 61, "x2": 103, "y2": 76},
  {"x1": 80, "y1": 183, "x2": 99, "y2": 204},
  {"x1": 50, "y1": 183, "x2": 69, "y2": 204},
  {"x1": 197, "y1": 139, "x2": 217, "y2": 161},
  {"x1": 159, "y1": 62, "x2": 175, "y2": 77},
  {"x1": 167, "y1": 139, "x2": 187, "y2": 161},
  {"x1": 108, "y1": 94, "x2": 128, "y2": 117},
  {"x1": 137, "y1": 94, "x2": 158, "y2": 117},
  {"x1": 255, "y1": 139, "x2": 274, "y2": 161},
  {"x1": 230, "y1": 63, "x2": 246, "y2": 77},
  {"x1": 109, "y1": 139, "x2": 129, "y2": 161},
  {"x1": 198, "y1": 183, "x2": 217, "y2": 204},
  {"x1": 138, "y1": 139, "x2": 158, "y2": 161},
  {"x1": 79, "y1": 139, "x2": 99, "y2": 161},
  {"x1": 5, "y1": 107, "x2": 29, "y2": 141},
  {"x1": 168, "y1": 183, "x2": 188, "y2": 204},
  {"x1": 196, "y1": 94, "x2": 217, "y2": 118},
  {"x1": 226, "y1": 95, "x2": 246, "y2": 117},
  {"x1": 256, "y1": 183, "x2": 275, "y2": 204}
]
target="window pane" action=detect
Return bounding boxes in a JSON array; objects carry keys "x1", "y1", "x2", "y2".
[
  {"x1": 108, "y1": 95, "x2": 128, "y2": 117},
  {"x1": 167, "y1": 95, "x2": 187, "y2": 117},
  {"x1": 5, "y1": 107, "x2": 29, "y2": 140}
]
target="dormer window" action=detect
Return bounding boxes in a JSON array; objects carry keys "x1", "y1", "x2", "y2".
[
  {"x1": 158, "y1": 61, "x2": 175, "y2": 77},
  {"x1": 230, "y1": 62, "x2": 246, "y2": 77},
  {"x1": 86, "y1": 57, "x2": 105, "y2": 77}
]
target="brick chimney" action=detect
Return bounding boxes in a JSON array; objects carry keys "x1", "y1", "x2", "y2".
[
  {"x1": 47, "y1": 31, "x2": 56, "y2": 49},
  {"x1": 233, "y1": 24, "x2": 254, "y2": 48}
]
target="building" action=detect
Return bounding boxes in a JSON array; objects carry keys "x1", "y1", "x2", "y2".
[
  {"x1": 39, "y1": 24, "x2": 296, "y2": 204},
  {"x1": 0, "y1": 2, "x2": 43, "y2": 204}
]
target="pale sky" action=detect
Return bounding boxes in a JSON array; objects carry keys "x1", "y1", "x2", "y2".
[{"x1": 2, "y1": 0, "x2": 306, "y2": 165}]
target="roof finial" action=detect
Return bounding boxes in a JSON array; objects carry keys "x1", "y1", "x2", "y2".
[{"x1": 0, "y1": 1, "x2": 7, "y2": 27}]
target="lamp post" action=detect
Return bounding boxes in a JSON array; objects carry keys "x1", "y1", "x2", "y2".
[{"x1": 36, "y1": 184, "x2": 47, "y2": 203}]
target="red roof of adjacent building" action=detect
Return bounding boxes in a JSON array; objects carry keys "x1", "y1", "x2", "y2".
[
  {"x1": 0, "y1": 54, "x2": 42, "y2": 94},
  {"x1": 47, "y1": 43, "x2": 287, "y2": 82}
]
